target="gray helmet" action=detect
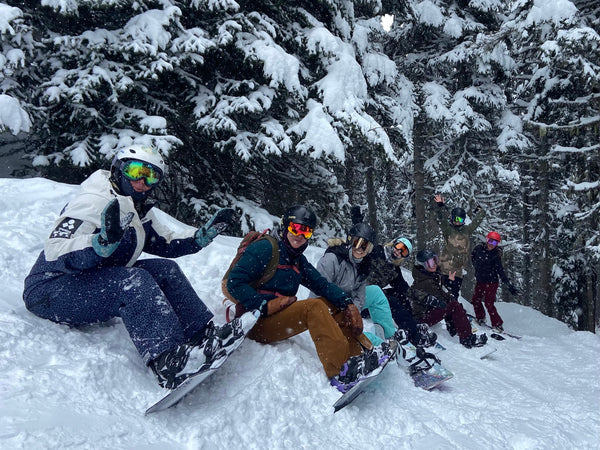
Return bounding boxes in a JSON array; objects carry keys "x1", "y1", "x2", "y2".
[{"x1": 281, "y1": 205, "x2": 317, "y2": 229}]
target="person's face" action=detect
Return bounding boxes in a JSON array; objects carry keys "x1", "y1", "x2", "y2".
[
  {"x1": 129, "y1": 178, "x2": 152, "y2": 193},
  {"x1": 350, "y1": 236, "x2": 373, "y2": 259},
  {"x1": 287, "y1": 232, "x2": 307, "y2": 249},
  {"x1": 424, "y1": 257, "x2": 438, "y2": 272},
  {"x1": 286, "y1": 222, "x2": 313, "y2": 249}
]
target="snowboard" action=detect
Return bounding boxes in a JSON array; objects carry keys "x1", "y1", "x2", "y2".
[
  {"x1": 411, "y1": 362, "x2": 454, "y2": 390},
  {"x1": 332, "y1": 364, "x2": 387, "y2": 413},
  {"x1": 145, "y1": 311, "x2": 258, "y2": 415},
  {"x1": 145, "y1": 359, "x2": 226, "y2": 415},
  {"x1": 475, "y1": 345, "x2": 497, "y2": 359},
  {"x1": 467, "y1": 314, "x2": 522, "y2": 340}
]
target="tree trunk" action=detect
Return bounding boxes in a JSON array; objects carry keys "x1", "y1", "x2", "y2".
[{"x1": 413, "y1": 119, "x2": 427, "y2": 249}]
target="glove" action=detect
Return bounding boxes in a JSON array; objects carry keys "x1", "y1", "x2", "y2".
[
  {"x1": 343, "y1": 303, "x2": 363, "y2": 336},
  {"x1": 263, "y1": 296, "x2": 297, "y2": 316},
  {"x1": 350, "y1": 205, "x2": 364, "y2": 225},
  {"x1": 92, "y1": 199, "x2": 134, "y2": 257},
  {"x1": 195, "y1": 207, "x2": 236, "y2": 248},
  {"x1": 473, "y1": 204, "x2": 482, "y2": 214},
  {"x1": 434, "y1": 194, "x2": 445, "y2": 207},
  {"x1": 424, "y1": 294, "x2": 447, "y2": 310},
  {"x1": 505, "y1": 282, "x2": 520, "y2": 296}
]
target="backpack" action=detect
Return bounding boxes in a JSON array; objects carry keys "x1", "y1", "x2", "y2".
[{"x1": 221, "y1": 230, "x2": 280, "y2": 321}]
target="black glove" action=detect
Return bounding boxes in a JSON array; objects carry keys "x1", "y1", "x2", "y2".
[
  {"x1": 473, "y1": 204, "x2": 482, "y2": 214},
  {"x1": 424, "y1": 294, "x2": 447, "y2": 310},
  {"x1": 93, "y1": 199, "x2": 133, "y2": 257},
  {"x1": 350, "y1": 205, "x2": 364, "y2": 224},
  {"x1": 205, "y1": 207, "x2": 236, "y2": 233}
]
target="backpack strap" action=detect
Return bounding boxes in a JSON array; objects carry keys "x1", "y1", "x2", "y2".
[{"x1": 222, "y1": 234, "x2": 280, "y2": 305}]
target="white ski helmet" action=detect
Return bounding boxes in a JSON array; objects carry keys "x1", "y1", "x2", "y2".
[
  {"x1": 110, "y1": 145, "x2": 166, "y2": 201},
  {"x1": 113, "y1": 145, "x2": 166, "y2": 175}
]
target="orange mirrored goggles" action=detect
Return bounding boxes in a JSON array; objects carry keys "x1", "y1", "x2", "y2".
[
  {"x1": 287, "y1": 222, "x2": 314, "y2": 239},
  {"x1": 394, "y1": 241, "x2": 409, "y2": 257}
]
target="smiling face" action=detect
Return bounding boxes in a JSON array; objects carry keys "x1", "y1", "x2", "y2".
[{"x1": 286, "y1": 232, "x2": 307, "y2": 249}]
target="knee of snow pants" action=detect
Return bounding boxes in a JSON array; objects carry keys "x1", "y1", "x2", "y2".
[
  {"x1": 364, "y1": 285, "x2": 397, "y2": 339},
  {"x1": 247, "y1": 297, "x2": 363, "y2": 378},
  {"x1": 24, "y1": 260, "x2": 213, "y2": 364}
]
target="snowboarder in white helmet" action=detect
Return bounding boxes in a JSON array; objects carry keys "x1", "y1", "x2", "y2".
[{"x1": 23, "y1": 144, "x2": 249, "y2": 392}]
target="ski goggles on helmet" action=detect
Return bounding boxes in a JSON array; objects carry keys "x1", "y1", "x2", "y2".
[
  {"x1": 122, "y1": 160, "x2": 162, "y2": 186},
  {"x1": 486, "y1": 238, "x2": 499, "y2": 247},
  {"x1": 453, "y1": 216, "x2": 465, "y2": 225},
  {"x1": 424, "y1": 256, "x2": 438, "y2": 269},
  {"x1": 351, "y1": 236, "x2": 374, "y2": 254},
  {"x1": 394, "y1": 241, "x2": 410, "y2": 258},
  {"x1": 287, "y1": 222, "x2": 314, "y2": 239}
]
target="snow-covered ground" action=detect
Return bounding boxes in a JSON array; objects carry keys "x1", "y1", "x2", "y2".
[{"x1": 1, "y1": 177, "x2": 599, "y2": 449}]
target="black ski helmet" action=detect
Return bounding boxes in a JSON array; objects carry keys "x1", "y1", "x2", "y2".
[
  {"x1": 281, "y1": 205, "x2": 317, "y2": 229},
  {"x1": 348, "y1": 223, "x2": 377, "y2": 245},
  {"x1": 451, "y1": 207, "x2": 466, "y2": 223},
  {"x1": 416, "y1": 249, "x2": 438, "y2": 266}
]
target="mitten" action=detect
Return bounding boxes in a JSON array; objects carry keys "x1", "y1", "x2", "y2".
[
  {"x1": 350, "y1": 205, "x2": 364, "y2": 225},
  {"x1": 195, "y1": 207, "x2": 236, "y2": 248},
  {"x1": 343, "y1": 303, "x2": 363, "y2": 336},
  {"x1": 92, "y1": 199, "x2": 133, "y2": 257},
  {"x1": 263, "y1": 296, "x2": 297, "y2": 316}
]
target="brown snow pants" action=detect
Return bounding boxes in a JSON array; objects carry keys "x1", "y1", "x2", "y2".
[{"x1": 247, "y1": 297, "x2": 369, "y2": 378}]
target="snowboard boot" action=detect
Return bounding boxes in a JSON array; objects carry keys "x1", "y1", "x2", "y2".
[
  {"x1": 150, "y1": 333, "x2": 223, "y2": 389},
  {"x1": 416, "y1": 323, "x2": 438, "y2": 348},
  {"x1": 460, "y1": 333, "x2": 488, "y2": 349},
  {"x1": 206, "y1": 311, "x2": 258, "y2": 356},
  {"x1": 407, "y1": 346, "x2": 441, "y2": 376},
  {"x1": 392, "y1": 329, "x2": 417, "y2": 363},
  {"x1": 476, "y1": 318, "x2": 487, "y2": 326},
  {"x1": 492, "y1": 324, "x2": 504, "y2": 333},
  {"x1": 445, "y1": 319, "x2": 457, "y2": 337},
  {"x1": 330, "y1": 340, "x2": 398, "y2": 393}
]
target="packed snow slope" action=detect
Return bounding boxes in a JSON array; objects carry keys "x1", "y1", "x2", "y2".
[{"x1": 1, "y1": 177, "x2": 599, "y2": 450}]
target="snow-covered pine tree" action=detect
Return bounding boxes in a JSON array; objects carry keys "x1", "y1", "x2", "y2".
[
  {"x1": 0, "y1": 3, "x2": 33, "y2": 137},
  {"x1": 502, "y1": 0, "x2": 600, "y2": 327},
  {"x1": 383, "y1": 0, "x2": 522, "y2": 263}
]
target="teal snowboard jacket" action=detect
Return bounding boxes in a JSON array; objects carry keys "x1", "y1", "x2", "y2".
[{"x1": 226, "y1": 232, "x2": 351, "y2": 312}]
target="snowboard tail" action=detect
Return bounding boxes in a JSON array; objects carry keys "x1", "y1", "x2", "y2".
[
  {"x1": 412, "y1": 362, "x2": 453, "y2": 390},
  {"x1": 145, "y1": 311, "x2": 258, "y2": 415},
  {"x1": 467, "y1": 314, "x2": 522, "y2": 340}
]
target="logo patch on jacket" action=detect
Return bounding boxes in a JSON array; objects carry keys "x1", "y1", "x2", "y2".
[{"x1": 50, "y1": 218, "x2": 83, "y2": 239}]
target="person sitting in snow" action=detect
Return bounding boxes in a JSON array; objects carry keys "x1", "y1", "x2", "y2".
[
  {"x1": 366, "y1": 235, "x2": 437, "y2": 348},
  {"x1": 411, "y1": 248, "x2": 488, "y2": 348},
  {"x1": 333, "y1": 205, "x2": 437, "y2": 348},
  {"x1": 434, "y1": 194, "x2": 486, "y2": 299},
  {"x1": 471, "y1": 231, "x2": 520, "y2": 332},
  {"x1": 315, "y1": 222, "x2": 437, "y2": 373},
  {"x1": 225, "y1": 205, "x2": 396, "y2": 393},
  {"x1": 23, "y1": 144, "x2": 254, "y2": 390}
]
